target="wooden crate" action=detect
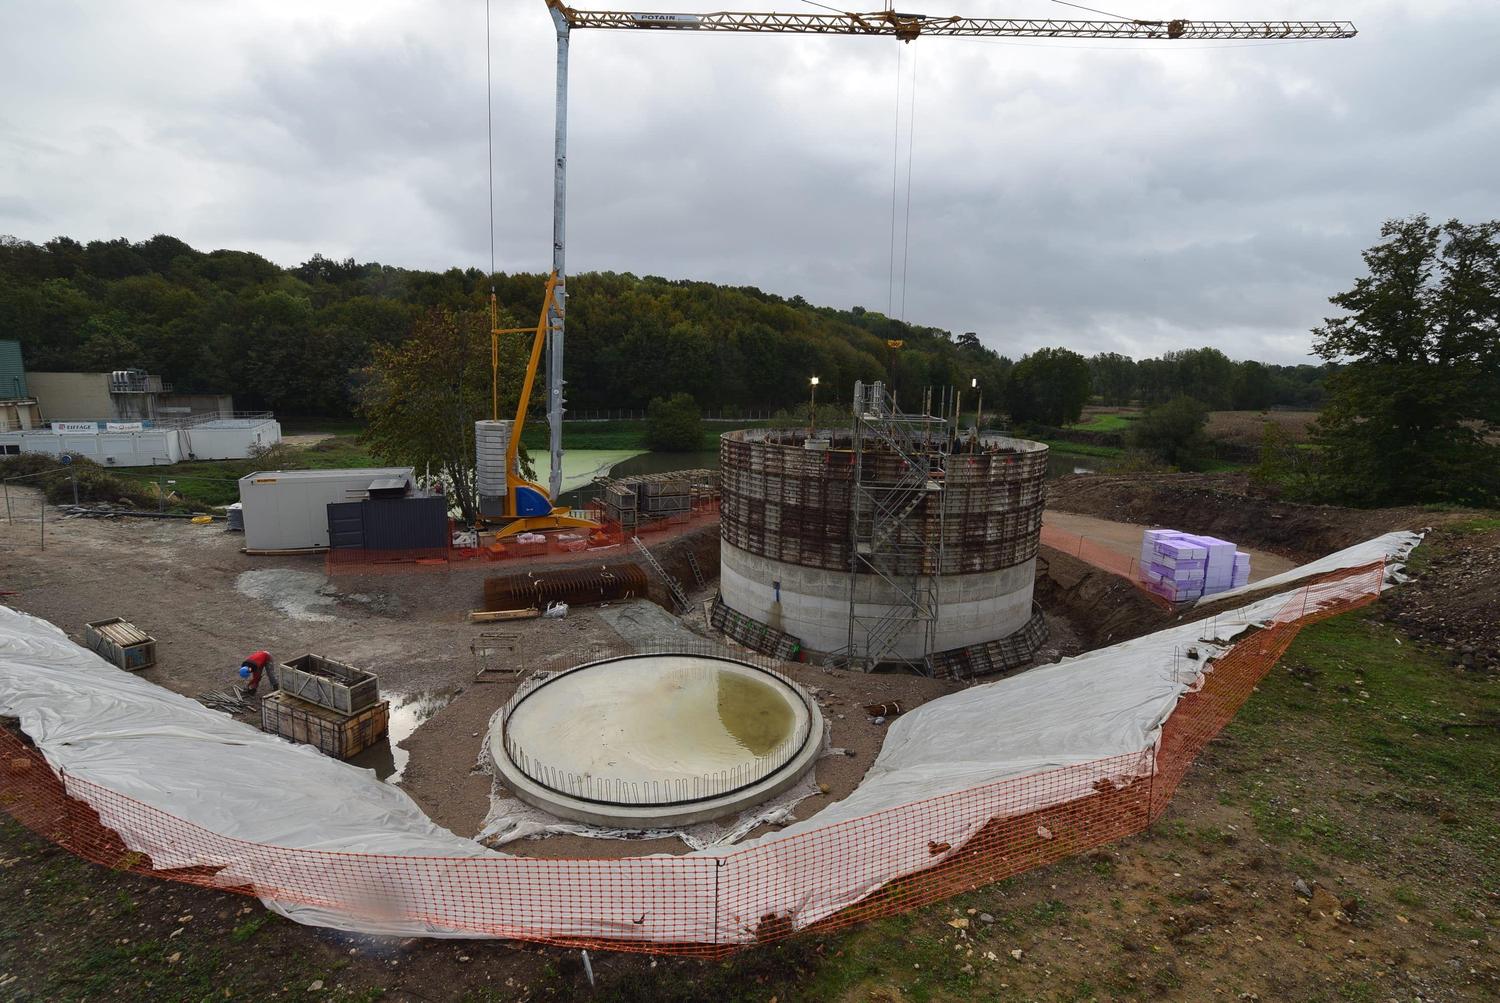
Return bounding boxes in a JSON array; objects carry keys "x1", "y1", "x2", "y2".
[
  {"x1": 278, "y1": 653, "x2": 379, "y2": 714},
  {"x1": 259, "y1": 691, "x2": 389, "y2": 760},
  {"x1": 83, "y1": 617, "x2": 157, "y2": 671}
]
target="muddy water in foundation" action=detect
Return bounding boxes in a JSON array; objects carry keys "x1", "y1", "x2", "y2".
[
  {"x1": 350, "y1": 690, "x2": 452, "y2": 783},
  {"x1": 503, "y1": 656, "x2": 807, "y2": 797}
]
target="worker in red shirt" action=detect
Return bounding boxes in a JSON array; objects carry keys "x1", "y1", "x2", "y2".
[{"x1": 238, "y1": 650, "x2": 276, "y2": 696}]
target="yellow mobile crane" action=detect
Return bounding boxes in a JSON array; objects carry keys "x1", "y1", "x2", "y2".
[{"x1": 486, "y1": 3, "x2": 1354, "y2": 534}]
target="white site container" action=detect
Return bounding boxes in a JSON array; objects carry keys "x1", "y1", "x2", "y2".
[{"x1": 237, "y1": 467, "x2": 414, "y2": 552}]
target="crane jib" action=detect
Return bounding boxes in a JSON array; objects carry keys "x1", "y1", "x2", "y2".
[{"x1": 565, "y1": 9, "x2": 1357, "y2": 40}]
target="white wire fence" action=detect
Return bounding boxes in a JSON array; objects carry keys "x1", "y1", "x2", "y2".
[{"x1": 498, "y1": 646, "x2": 817, "y2": 807}]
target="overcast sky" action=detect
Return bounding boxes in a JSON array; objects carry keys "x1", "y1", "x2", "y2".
[{"x1": 3, "y1": 1, "x2": 1497, "y2": 364}]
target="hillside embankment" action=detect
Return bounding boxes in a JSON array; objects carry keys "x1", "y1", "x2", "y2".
[{"x1": 1047, "y1": 471, "x2": 1500, "y2": 673}]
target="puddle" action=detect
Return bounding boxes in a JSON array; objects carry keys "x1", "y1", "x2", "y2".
[
  {"x1": 234, "y1": 570, "x2": 404, "y2": 623},
  {"x1": 350, "y1": 690, "x2": 453, "y2": 783},
  {"x1": 234, "y1": 569, "x2": 338, "y2": 622}
]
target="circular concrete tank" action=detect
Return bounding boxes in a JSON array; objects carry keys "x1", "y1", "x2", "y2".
[
  {"x1": 491, "y1": 654, "x2": 823, "y2": 827},
  {"x1": 719, "y1": 428, "x2": 1049, "y2": 663}
]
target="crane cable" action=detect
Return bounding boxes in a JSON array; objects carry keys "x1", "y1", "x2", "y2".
[
  {"x1": 898, "y1": 44, "x2": 917, "y2": 323},
  {"x1": 885, "y1": 40, "x2": 919, "y2": 323},
  {"x1": 485, "y1": 0, "x2": 496, "y2": 282},
  {"x1": 885, "y1": 41, "x2": 902, "y2": 318}
]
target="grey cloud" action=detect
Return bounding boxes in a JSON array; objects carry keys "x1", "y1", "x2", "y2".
[{"x1": 1, "y1": 1, "x2": 1497, "y2": 365}]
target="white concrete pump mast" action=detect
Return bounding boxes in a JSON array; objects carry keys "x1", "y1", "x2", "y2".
[{"x1": 534, "y1": 2, "x2": 1356, "y2": 499}]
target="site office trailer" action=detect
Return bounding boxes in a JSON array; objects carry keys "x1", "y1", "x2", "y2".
[{"x1": 237, "y1": 467, "x2": 414, "y2": 552}]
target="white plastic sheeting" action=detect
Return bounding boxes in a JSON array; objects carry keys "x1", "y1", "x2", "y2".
[
  {"x1": 0, "y1": 531, "x2": 1419, "y2": 943},
  {"x1": 1193, "y1": 531, "x2": 1416, "y2": 607}
]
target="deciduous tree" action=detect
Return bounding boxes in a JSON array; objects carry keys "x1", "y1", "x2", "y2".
[
  {"x1": 1004, "y1": 348, "x2": 1092, "y2": 426},
  {"x1": 1311, "y1": 216, "x2": 1499, "y2": 506}
]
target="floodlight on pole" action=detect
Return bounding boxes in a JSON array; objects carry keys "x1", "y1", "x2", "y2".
[
  {"x1": 972, "y1": 377, "x2": 983, "y2": 439},
  {"x1": 808, "y1": 376, "x2": 819, "y2": 437}
]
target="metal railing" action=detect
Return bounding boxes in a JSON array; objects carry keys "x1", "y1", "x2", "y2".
[{"x1": 497, "y1": 649, "x2": 817, "y2": 807}]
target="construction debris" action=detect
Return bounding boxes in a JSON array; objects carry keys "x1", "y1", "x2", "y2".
[{"x1": 483, "y1": 564, "x2": 648, "y2": 612}]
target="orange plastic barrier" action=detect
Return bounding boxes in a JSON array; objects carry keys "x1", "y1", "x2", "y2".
[
  {"x1": 1039, "y1": 523, "x2": 1173, "y2": 607},
  {"x1": 324, "y1": 502, "x2": 721, "y2": 576},
  {"x1": 0, "y1": 562, "x2": 1385, "y2": 956}
]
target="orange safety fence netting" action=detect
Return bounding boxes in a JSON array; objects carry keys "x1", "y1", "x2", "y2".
[
  {"x1": 1039, "y1": 523, "x2": 1172, "y2": 607},
  {"x1": 324, "y1": 499, "x2": 721, "y2": 576},
  {"x1": 0, "y1": 561, "x2": 1386, "y2": 957}
]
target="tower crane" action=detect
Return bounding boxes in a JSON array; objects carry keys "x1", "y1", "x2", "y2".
[{"x1": 499, "y1": 2, "x2": 1355, "y2": 521}]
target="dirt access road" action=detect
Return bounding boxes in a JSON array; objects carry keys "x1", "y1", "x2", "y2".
[{"x1": 1043, "y1": 509, "x2": 1298, "y2": 582}]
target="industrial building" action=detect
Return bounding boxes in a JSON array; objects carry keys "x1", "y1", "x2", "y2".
[
  {"x1": 0, "y1": 340, "x2": 41, "y2": 432},
  {"x1": 0, "y1": 345, "x2": 279, "y2": 464},
  {"x1": 717, "y1": 381, "x2": 1050, "y2": 676}
]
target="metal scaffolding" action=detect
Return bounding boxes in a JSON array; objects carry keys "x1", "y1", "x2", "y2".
[{"x1": 844, "y1": 381, "x2": 948, "y2": 672}]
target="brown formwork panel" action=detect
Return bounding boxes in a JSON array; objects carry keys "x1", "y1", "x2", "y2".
[
  {"x1": 720, "y1": 428, "x2": 1048, "y2": 577},
  {"x1": 260, "y1": 692, "x2": 390, "y2": 759}
]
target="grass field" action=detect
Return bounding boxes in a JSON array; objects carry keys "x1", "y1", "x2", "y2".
[
  {"x1": 1207, "y1": 410, "x2": 1319, "y2": 446},
  {"x1": 1067, "y1": 413, "x2": 1139, "y2": 434},
  {"x1": 108, "y1": 436, "x2": 381, "y2": 508}
]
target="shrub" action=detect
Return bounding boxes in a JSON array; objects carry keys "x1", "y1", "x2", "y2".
[
  {"x1": 1127, "y1": 395, "x2": 1212, "y2": 470},
  {"x1": 645, "y1": 393, "x2": 704, "y2": 452}
]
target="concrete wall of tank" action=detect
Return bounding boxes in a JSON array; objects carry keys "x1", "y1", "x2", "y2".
[
  {"x1": 721, "y1": 540, "x2": 1036, "y2": 658},
  {"x1": 718, "y1": 429, "x2": 1049, "y2": 658}
]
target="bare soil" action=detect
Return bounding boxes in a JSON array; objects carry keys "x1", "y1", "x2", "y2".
[
  {"x1": 1047, "y1": 470, "x2": 1453, "y2": 562},
  {"x1": 1381, "y1": 521, "x2": 1500, "y2": 674},
  {"x1": 1043, "y1": 508, "x2": 1299, "y2": 582},
  {"x1": 1047, "y1": 470, "x2": 1500, "y2": 677}
]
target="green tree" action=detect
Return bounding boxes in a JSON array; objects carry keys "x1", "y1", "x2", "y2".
[
  {"x1": 1128, "y1": 395, "x2": 1212, "y2": 470},
  {"x1": 1088, "y1": 352, "x2": 1137, "y2": 405},
  {"x1": 1311, "y1": 216, "x2": 1500, "y2": 506},
  {"x1": 360, "y1": 306, "x2": 529, "y2": 522},
  {"x1": 645, "y1": 393, "x2": 704, "y2": 451},
  {"x1": 1163, "y1": 347, "x2": 1236, "y2": 409},
  {"x1": 1231, "y1": 360, "x2": 1274, "y2": 410},
  {"x1": 76, "y1": 318, "x2": 143, "y2": 372},
  {"x1": 1004, "y1": 348, "x2": 1092, "y2": 426}
]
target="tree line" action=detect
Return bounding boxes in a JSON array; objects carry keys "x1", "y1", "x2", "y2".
[
  {"x1": 0, "y1": 233, "x2": 1327, "y2": 421},
  {"x1": 0, "y1": 234, "x2": 1012, "y2": 415}
]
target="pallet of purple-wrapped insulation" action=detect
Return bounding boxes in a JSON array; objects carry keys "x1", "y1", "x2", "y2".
[{"x1": 1139, "y1": 529, "x2": 1250, "y2": 602}]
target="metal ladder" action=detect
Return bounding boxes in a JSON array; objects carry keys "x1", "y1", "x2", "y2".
[
  {"x1": 632, "y1": 536, "x2": 691, "y2": 613},
  {"x1": 685, "y1": 550, "x2": 708, "y2": 590}
]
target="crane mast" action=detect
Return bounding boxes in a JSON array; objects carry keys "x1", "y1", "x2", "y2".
[{"x1": 530, "y1": 2, "x2": 1356, "y2": 500}]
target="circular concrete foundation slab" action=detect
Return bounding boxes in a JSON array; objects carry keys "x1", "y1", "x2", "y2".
[{"x1": 490, "y1": 654, "x2": 824, "y2": 827}]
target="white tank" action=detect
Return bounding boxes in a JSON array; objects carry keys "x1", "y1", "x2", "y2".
[{"x1": 475, "y1": 419, "x2": 512, "y2": 497}]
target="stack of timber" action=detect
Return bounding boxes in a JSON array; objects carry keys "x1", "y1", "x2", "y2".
[
  {"x1": 83, "y1": 617, "x2": 157, "y2": 671},
  {"x1": 259, "y1": 653, "x2": 388, "y2": 759}
]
